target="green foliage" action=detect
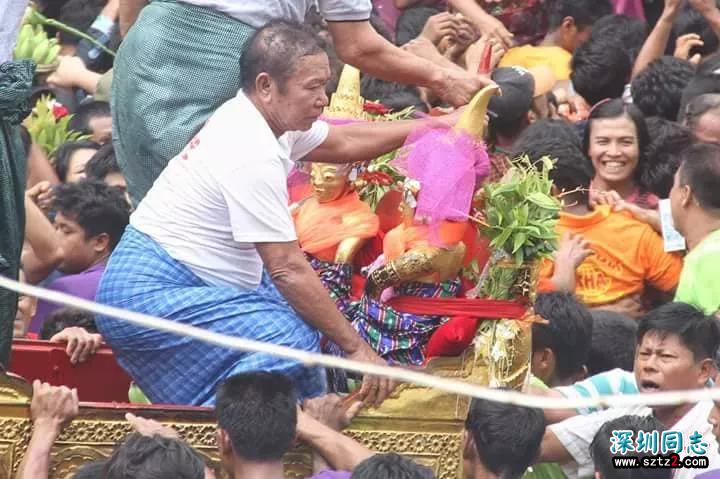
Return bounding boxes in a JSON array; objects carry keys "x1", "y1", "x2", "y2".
[
  {"x1": 24, "y1": 96, "x2": 90, "y2": 157},
  {"x1": 481, "y1": 155, "x2": 561, "y2": 266}
]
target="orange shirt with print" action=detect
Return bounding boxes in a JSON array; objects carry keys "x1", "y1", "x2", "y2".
[{"x1": 539, "y1": 206, "x2": 682, "y2": 306}]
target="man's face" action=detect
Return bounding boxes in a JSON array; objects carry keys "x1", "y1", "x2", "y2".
[
  {"x1": 694, "y1": 111, "x2": 720, "y2": 145},
  {"x1": 271, "y1": 53, "x2": 331, "y2": 132},
  {"x1": 66, "y1": 148, "x2": 97, "y2": 183},
  {"x1": 54, "y1": 212, "x2": 105, "y2": 274},
  {"x1": 88, "y1": 115, "x2": 112, "y2": 144},
  {"x1": 634, "y1": 331, "x2": 709, "y2": 394}
]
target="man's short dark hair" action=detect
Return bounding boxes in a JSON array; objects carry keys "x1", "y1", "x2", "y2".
[
  {"x1": 571, "y1": 37, "x2": 632, "y2": 106},
  {"x1": 589, "y1": 15, "x2": 648, "y2": 63},
  {"x1": 631, "y1": 57, "x2": 695, "y2": 121},
  {"x1": 240, "y1": 20, "x2": 327, "y2": 93},
  {"x1": 548, "y1": 0, "x2": 612, "y2": 31},
  {"x1": 52, "y1": 140, "x2": 101, "y2": 182},
  {"x1": 52, "y1": 180, "x2": 131, "y2": 250},
  {"x1": 591, "y1": 415, "x2": 671, "y2": 479},
  {"x1": 588, "y1": 310, "x2": 638, "y2": 375},
  {"x1": 85, "y1": 143, "x2": 121, "y2": 180},
  {"x1": 104, "y1": 433, "x2": 205, "y2": 479},
  {"x1": 68, "y1": 101, "x2": 111, "y2": 135},
  {"x1": 533, "y1": 292, "x2": 593, "y2": 381},
  {"x1": 681, "y1": 93, "x2": 720, "y2": 133},
  {"x1": 642, "y1": 117, "x2": 694, "y2": 198},
  {"x1": 40, "y1": 307, "x2": 98, "y2": 340},
  {"x1": 465, "y1": 396, "x2": 545, "y2": 478},
  {"x1": 360, "y1": 75, "x2": 428, "y2": 113},
  {"x1": 678, "y1": 143, "x2": 720, "y2": 211},
  {"x1": 215, "y1": 372, "x2": 297, "y2": 461},
  {"x1": 637, "y1": 303, "x2": 720, "y2": 362},
  {"x1": 679, "y1": 75, "x2": 720, "y2": 118},
  {"x1": 351, "y1": 453, "x2": 434, "y2": 479}
]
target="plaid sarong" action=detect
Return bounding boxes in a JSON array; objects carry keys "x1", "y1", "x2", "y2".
[
  {"x1": 306, "y1": 254, "x2": 357, "y2": 319},
  {"x1": 352, "y1": 279, "x2": 461, "y2": 366},
  {"x1": 95, "y1": 226, "x2": 325, "y2": 406},
  {"x1": 111, "y1": 0, "x2": 255, "y2": 206}
]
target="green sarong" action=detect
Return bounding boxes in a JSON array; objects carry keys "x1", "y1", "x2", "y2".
[
  {"x1": 111, "y1": 0, "x2": 255, "y2": 205},
  {"x1": 0, "y1": 59, "x2": 33, "y2": 368}
]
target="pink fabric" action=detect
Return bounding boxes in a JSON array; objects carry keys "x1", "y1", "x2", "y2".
[
  {"x1": 611, "y1": 0, "x2": 645, "y2": 20},
  {"x1": 394, "y1": 127, "x2": 490, "y2": 239}
]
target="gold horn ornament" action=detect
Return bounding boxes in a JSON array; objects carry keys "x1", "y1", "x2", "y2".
[
  {"x1": 454, "y1": 84, "x2": 501, "y2": 140},
  {"x1": 324, "y1": 64, "x2": 365, "y2": 120}
]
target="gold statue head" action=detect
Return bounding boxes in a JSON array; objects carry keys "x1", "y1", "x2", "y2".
[
  {"x1": 324, "y1": 65, "x2": 365, "y2": 120},
  {"x1": 310, "y1": 163, "x2": 353, "y2": 203}
]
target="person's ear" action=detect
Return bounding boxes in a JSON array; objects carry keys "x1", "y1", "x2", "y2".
[
  {"x1": 216, "y1": 428, "x2": 233, "y2": 457},
  {"x1": 462, "y1": 430, "x2": 477, "y2": 459},
  {"x1": 255, "y1": 73, "x2": 274, "y2": 100},
  {"x1": 682, "y1": 185, "x2": 695, "y2": 209},
  {"x1": 91, "y1": 232, "x2": 111, "y2": 254},
  {"x1": 698, "y1": 358, "x2": 715, "y2": 387}
]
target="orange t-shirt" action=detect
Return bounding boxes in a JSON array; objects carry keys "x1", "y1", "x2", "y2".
[{"x1": 539, "y1": 206, "x2": 682, "y2": 306}]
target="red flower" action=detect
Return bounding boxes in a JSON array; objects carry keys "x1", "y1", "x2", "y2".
[
  {"x1": 52, "y1": 103, "x2": 69, "y2": 120},
  {"x1": 360, "y1": 171, "x2": 394, "y2": 186},
  {"x1": 363, "y1": 101, "x2": 391, "y2": 115}
]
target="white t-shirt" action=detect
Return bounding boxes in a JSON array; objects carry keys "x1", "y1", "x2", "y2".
[
  {"x1": 131, "y1": 91, "x2": 329, "y2": 290},
  {"x1": 177, "y1": 0, "x2": 371, "y2": 27},
  {"x1": 549, "y1": 401, "x2": 720, "y2": 479}
]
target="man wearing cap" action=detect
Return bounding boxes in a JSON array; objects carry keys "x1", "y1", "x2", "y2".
[{"x1": 485, "y1": 66, "x2": 556, "y2": 183}]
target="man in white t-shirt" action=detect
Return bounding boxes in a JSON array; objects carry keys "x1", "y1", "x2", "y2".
[
  {"x1": 536, "y1": 303, "x2": 720, "y2": 479},
  {"x1": 96, "y1": 21, "x2": 458, "y2": 406}
]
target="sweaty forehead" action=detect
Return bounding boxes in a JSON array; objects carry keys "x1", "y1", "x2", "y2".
[{"x1": 292, "y1": 53, "x2": 331, "y2": 80}]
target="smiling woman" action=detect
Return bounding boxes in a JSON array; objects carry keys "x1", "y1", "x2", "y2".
[{"x1": 583, "y1": 98, "x2": 659, "y2": 210}]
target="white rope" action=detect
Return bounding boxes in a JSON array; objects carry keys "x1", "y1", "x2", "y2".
[{"x1": 2, "y1": 274, "x2": 720, "y2": 410}]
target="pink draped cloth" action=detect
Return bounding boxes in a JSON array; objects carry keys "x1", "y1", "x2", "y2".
[{"x1": 612, "y1": 0, "x2": 645, "y2": 20}]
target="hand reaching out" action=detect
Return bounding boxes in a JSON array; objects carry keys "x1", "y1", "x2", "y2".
[
  {"x1": 346, "y1": 345, "x2": 396, "y2": 408},
  {"x1": 30, "y1": 380, "x2": 79, "y2": 429},
  {"x1": 302, "y1": 394, "x2": 364, "y2": 432},
  {"x1": 674, "y1": 33, "x2": 703, "y2": 64},
  {"x1": 125, "y1": 413, "x2": 180, "y2": 439},
  {"x1": 50, "y1": 327, "x2": 104, "y2": 365},
  {"x1": 26, "y1": 181, "x2": 55, "y2": 213},
  {"x1": 421, "y1": 12, "x2": 462, "y2": 45}
]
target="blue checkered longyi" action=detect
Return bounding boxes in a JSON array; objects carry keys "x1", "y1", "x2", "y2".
[{"x1": 95, "y1": 226, "x2": 326, "y2": 406}]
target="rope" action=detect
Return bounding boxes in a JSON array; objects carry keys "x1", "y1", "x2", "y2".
[{"x1": 2, "y1": 274, "x2": 720, "y2": 410}]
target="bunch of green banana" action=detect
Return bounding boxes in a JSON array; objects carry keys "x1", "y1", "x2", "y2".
[{"x1": 13, "y1": 24, "x2": 61, "y2": 65}]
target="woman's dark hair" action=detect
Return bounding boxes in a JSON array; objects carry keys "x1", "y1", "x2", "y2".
[
  {"x1": 583, "y1": 99, "x2": 649, "y2": 187},
  {"x1": 52, "y1": 140, "x2": 102, "y2": 182},
  {"x1": 643, "y1": 117, "x2": 694, "y2": 198}
]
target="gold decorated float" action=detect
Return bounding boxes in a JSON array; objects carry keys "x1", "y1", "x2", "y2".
[{"x1": 0, "y1": 67, "x2": 560, "y2": 479}]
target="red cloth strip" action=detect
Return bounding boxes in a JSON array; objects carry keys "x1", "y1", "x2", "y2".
[{"x1": 386, "y1": 296, "x2": 527, "y2": 319}]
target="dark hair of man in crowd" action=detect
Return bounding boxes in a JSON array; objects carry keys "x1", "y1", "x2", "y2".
[
  {"x1": 465, "y1": 396, "x2": 545, "y2": 478},
  {"x1": 638, "y1": 302, "x2": 720, "y2": 362},
  {"x1": 240, "y1": 20, "x2": 327, "y2": 93},
  {"x1": 669, "y1": 6, "x2": 720, "y2": 59},
  {"x1": 73, "y1": 460, "x2": 106, "y2": 479},
  {"x1": 52, "y1": 180, "x2": 131, "y2": 250},
  {"x1": 361, "y1": 75, "x2": 428, "y2": 113},
  {"x1": 351, "y1": 453, "x2": 435, "y2": 479},
  {"x1": 571, "y1": 37, "x2": 632, "y2": 106},
  {"x1": 677, "y1": 143, "x2": 720, "y2": 211},
  {"x1": 642, "y1": 117, "x2": 694, "y2": 198},
  {"x1": 40, "y1": 307, "x2": 98, "y2": 340},
  {"x1": 679, "y1": 75, "x2": 720, "y2": 118},
  {"x1": 68, "y1": 101, "x2": 111, "y2": 135},
  {"x1": 680, "y1": 94, "x2": 720, "y2": 134},
  {"x1": 512, "y1": 119, "x2": 592, "y2": 204},
  {"x1": 395, "y1": 6, "x2": 443, "y2": 46},
  {"x1": 533, "y1": 292, "x2": 593, "y2": 383},
  {"x1": 52, "y1": 140, "x2": 102, "y2": 183},
  {"x1": 583, "y1": 99, "x2": 650, "y2": 184},
  {"x1": 589, "y1": 14, "x2": 648, "y2": 63},
  {"x1": 56, "y1": 0, "x2": 104, "y2": 46},
  {"x1": 631, "y1": 57, "x2": 695, "y2": 121},
  {"x1": 547, "y1": 0, "x2": 613, "y2": 31},
  {"x1": 588, "y1": 310, "x2": 638, "y2": 375},
  {"x1": 591, "y1": 415, "x2": 671, "y2": 479},
  {"x1": 84, "y1": 143, "x2": 120, "y2": 180},
  {"x1": 104, "y1": 433, "x2": 205, "y2": 479},
  {"x1": 215, "y1": 372, "x2": 297, "y2": 461}
]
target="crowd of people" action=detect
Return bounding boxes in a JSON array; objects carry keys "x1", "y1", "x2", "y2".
[{"x1": 2, "y1": 0, "x2": 720, "y2": 477}]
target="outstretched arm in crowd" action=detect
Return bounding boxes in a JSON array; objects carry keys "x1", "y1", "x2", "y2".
[
  {"x1": 327, "y1": 20, "x2": 488, "y2": 107},
  {"x1": 22, "y1": 183, "x2": 62, "y2": 285},
  {"x1": 15, "y1": 381, "x2": 79, "y2": 479},
  {"x1": 298, "y1": 395, "x2": 374, "y2": 473},
  {"x1": 631, "y1": 0, "x2": 683, "y2": 79},
  {"x1": 118, "y1": 0, "x2": 147, "y2": 36},
  {"x1": 689, "y1": 0, "x2": 720, "y2": 41},
  {"x1": 305, "y1": 110, "x2": 461, "y2": 165},
  {"x1": 446, "y1": 0, "x2": 514, "y2": 49}
]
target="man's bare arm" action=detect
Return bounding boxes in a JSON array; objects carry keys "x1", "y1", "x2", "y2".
[
  {"x1": 119, "y1": 0, "x2": 147, "y2": 36},
  {"x1": 255, "y1": 241, "x2": 395, "y2": 406},
  {"x1": 327, "y1": 20, "x2": 487, "y2": 107},
  {"x1": 537, "y1": 428, "x2": 573, "y2": 464}
]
